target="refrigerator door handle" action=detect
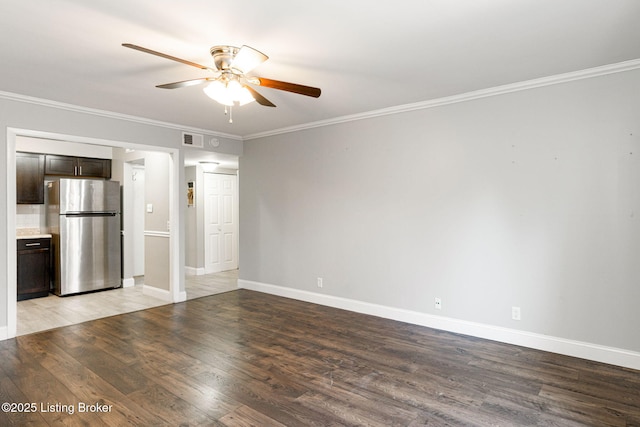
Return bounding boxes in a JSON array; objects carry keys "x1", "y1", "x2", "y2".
[{"x1": 64, "y1": 212, "x2": 118, "y2": 217}]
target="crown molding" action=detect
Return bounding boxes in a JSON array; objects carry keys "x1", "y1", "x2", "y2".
[
  {"x1": 243, "y1": 58, "x2": 640, "y2": 141},
  {"x1": 3, "y1": 58, "x2": 639, "y2": 143},
  {"x1": 0, "y1": 90, "x2": 243, "y2": 141}
]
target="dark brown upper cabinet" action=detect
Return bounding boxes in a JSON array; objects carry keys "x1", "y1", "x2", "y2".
[
  {"x1": 16, "y1": 152, "x2": 45, "y2": 204},
  {"x1": 45, "y1": 154, "x2": 111, "y2": 179}
]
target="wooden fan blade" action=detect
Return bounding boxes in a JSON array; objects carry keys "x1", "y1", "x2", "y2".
[
  {"x1": 156, "y1": 78, "x2": 214, "y2": 89},
  {"x1": 122, "y1": 43, "x2": 214, "y2": 71},
  {"x1": 257, "y1": 78, "x2": 321, "y2": 98},
  {"x1": 245, "y1": 86, "x2": 276, "y2": 107}
]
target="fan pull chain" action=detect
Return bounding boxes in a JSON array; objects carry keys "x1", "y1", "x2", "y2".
[{"x1": 223, "y1": 106, "x2": 233, "y2": 123}]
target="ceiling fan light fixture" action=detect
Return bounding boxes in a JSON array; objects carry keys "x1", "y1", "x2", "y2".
[
  {"x1": 203, "y1": 79, "x2": 255, "y2": 107},
  {"x1": 238, "y1": 87, "x2": 256, "y2": 106},
  {"x1": 203, "y1": 80, "x2": 233, "y2": 106},
  {"x1": 228, "y1": 81, "x2": 256, "y2": 106},
  {"x1": 123, "y1": 42, "x2": 320, "y2": 122}
]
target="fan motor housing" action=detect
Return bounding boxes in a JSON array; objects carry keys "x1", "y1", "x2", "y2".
[{"x1": 210, "y1": 46, "x2": 239, "y2": 70}]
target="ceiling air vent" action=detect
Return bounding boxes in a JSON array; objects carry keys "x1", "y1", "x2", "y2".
[{"x1": 182, "y1": 132, "x2": 204, "y2": 148}]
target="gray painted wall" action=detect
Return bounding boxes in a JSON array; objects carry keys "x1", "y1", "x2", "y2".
[
  {"x1": 239, "y1": 69, "x2": 640, "y2": 353},
  {"x1": 144, "y1": 152, "x2": 171, "y2": 291}
]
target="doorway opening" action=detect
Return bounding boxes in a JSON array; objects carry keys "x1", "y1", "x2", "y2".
[
  {"x1": 6, "y1": 128, "x2": 183, "y2": 339},
  {"x1": 122, "y1": 159, "x2": 145, "y2": 287}
]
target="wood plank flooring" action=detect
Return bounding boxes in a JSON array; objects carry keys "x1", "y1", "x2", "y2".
[{"x1": 2, "y1": 289, "x2": 639, "y2": 426}]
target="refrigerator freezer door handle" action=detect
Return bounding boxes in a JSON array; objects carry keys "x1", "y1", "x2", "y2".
[{"x1": 64, "y1": 212, "x2": 118, "y2": 217}]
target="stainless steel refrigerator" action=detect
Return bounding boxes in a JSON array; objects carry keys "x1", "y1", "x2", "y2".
[{"x1": 47, "y1": 179, "x2": 122, "y2": 296}]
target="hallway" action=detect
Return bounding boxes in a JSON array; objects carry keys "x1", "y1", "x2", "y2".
[{"x1": 16, "y1": 270, "x2": 238, "y2": 336}]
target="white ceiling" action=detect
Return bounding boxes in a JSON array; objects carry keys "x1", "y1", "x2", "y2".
[{"x1": 1, "y1": 0, "x2": 640, "y2": 142}]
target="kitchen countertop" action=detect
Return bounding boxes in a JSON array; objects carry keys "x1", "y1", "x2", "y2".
[{"x1": 16, "y1": 228, "x2": 52, "y2": 239}]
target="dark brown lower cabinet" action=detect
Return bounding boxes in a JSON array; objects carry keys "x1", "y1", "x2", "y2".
[{"x1": 17, "y1": 238, "x2": 51, "y2": 301}]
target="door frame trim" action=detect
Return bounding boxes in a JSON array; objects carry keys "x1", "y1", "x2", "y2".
[{"x1": 4, "y1": 127, "x2": 184, "y2": 339}]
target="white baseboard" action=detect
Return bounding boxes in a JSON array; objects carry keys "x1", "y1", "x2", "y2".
[
  {"x1": 142, "y1": 284, "x2": 187, "y2": 303},
  {"x1": 122, "y1": 277, "x2": 135, "y2": 288},
  {"x1": 238, "y1": 279, "x2": 640, "y2": 371},
  {"x1": 142, "y1": 285, "x2": 173, "y2": 302},
  {"x1": 176, "y1": 291, "x2": 187, "y2": 303},
  {"x1": 0, "y1": 326, "x2": 7, "y2": 340},
  {"x1": 185, "y1": 267, "x2": 206, "y2": 276}
]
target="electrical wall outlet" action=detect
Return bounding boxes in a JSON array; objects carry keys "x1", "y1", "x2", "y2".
[
  {"x1": 435, "y1": 297, "x2": 442, "y2": 310},
  {"x1": 317, "y1": 277, "x2": 323, "y2": 288},
  {"x1": 512, "y1": 306, "x2": 521, "y2": 321}
]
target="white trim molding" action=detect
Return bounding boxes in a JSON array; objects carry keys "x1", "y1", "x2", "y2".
[
  {"x1": 185, "y1": 266, "x2": 206, "y2": 276},
  {"x1": 244, "y1": 58, "x2": 640, "y2": 140},
  {"x1": 142, "y1": 284, "x2": 186, "y2": 303},
  {"x1": 3, "y1": 58, "x2": 639, "y2": 143},
  {"x1": 5, "y1": 130, "x2": 18, "y2": 339},
  {"x1": 0, "y1": 90, "x2": 242, "y2": 141},
  {"x1": 238, "y1": 279, "x2": 640, "y2": 371},
  {"x1": 122, "y1": 277, "x2": 136, "y2": 288},
  {"x1": 144, "y1": 230, "x2": 170, "y2": 238}
]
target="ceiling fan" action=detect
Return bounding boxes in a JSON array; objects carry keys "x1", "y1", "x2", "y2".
[{"x1": 122, "y1": 43, "x2": 321, "y2": 122}]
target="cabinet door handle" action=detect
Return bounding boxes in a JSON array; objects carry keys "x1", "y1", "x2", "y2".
[
  {"x1": 79, "y1": 166, "x2": 82, "y2": 175},
  {"x1": 25, "y1": 242, "x2": 41, "y2": 247}
]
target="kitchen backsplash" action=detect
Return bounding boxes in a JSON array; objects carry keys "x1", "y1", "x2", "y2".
[{"x1": 16, "y1": 204, "x2": 46, "y2": 231}]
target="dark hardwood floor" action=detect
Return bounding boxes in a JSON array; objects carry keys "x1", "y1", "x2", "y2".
[{"x1": 1, "y1": 289, "x2": 639, "y2": 426}]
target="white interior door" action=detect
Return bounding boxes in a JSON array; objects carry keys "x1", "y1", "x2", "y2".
[{"x1": 204, "y1": 173, "x2": 238, "y2": 273}]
